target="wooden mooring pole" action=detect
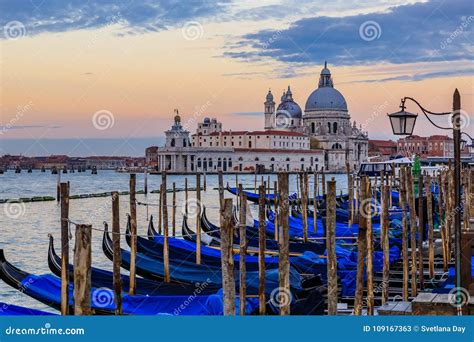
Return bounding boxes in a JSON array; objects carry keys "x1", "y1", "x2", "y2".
[
  {"x1": 406, "y1": 170, "x2": 418, "y2": 297},
  {"x1": 220, "y1": 198, "x2": 235, "y2": 315},
  {"x1": 162, "y1": 172, "x2": 170, "y2": 282},
  {"x1": 238, "y1": 185, "x2": 247, "y2": 316},
  {"x1": 354, "y1": 176, "x2": 368, "y2": 315},
  {"x1": 313, "y1": 171, "x2": 318, "y2": 233},
  {"x1": 278, "y1": 172, "x2": 290, "y2": 315},
  {"x1": 129, "y1": 174, "x2": 137, "y2": 295},
  {"x1": 185, "y1": 178, "x2": 189, "y2": 216},
  {"x1": 301, "y1": 172, "x2": 308, "y2": 243},
  {"x1": 426, "y1": 175, "x2": 435, "y2": 279},
  {"x1": 73, "y1": 224, "x2": 92, "y2": 315},
  {"x1": 172, "y1": 182, "x2": 176, "y2": 237},
  {"x1": 258, "y1": 185, "x2": 266, "y2": 315},
  {"x1": 273, "y1": 180, "x2": 279, "y2": 242},
  {"x1": 60, "y1": 182, "x2": 70, "y2": 315},
  {"x1": 400, "y1": 167, "x2": 409, "y2": 301},
  {"x1": 381, "y1": 183, "x2": 390, "y2": 305},
  {"x1": 366, "y1": 180, "x2": 374, "y2": 315},
  {"x1": 111, "y1": 191, "x2": 122, "y2": 315},
  {"x1": 196, "y1": 173, "x2": 202, "y2": 265},
  {"x1": 326, "y1": 178, "x2": 337, "y2": 315},
  {"x1": 418, "y1": 174, "x2": 425, "y2": 290}
]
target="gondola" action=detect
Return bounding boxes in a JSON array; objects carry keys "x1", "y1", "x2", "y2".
[
  {"x1": 48, "y1": 234, "x2": 221, "y2": 296},
  {"x1": 126, "y1": 216, "x2": 279, "y2": 271},
  {"x1": 132, "y1": 216, "x2": 331, "y2": 276},
  {"x1": 103, "y1": 222, "x2": 304, "y2": 295},
  {"x1": 226, "y1": 184, "x2": 298, "y2": 204},
  {"x1": 0, "y1": 302, "x2": 56, "y2": 316},
  {"x1": 197, "y1": 209, "x2": 326, "y2": 255},
  {"x1": 0, "y1": 249, "x2": 259, "y2": 315}
]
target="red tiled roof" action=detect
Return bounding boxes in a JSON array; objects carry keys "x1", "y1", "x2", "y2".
[
  {"x1": 235, "y1": 148, "x2": 322, "y2": 154},
  {"x1": 201, "y1": 130, "x2": 306, "y2": 137}
]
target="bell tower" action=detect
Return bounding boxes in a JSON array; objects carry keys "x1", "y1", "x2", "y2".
[{"x1": 264, "y1": 89, "x2": 275, "y2": 129}]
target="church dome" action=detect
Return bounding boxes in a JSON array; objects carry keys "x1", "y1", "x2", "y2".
[
  {"x1": 304, "y1": 62, "x2": 348, "y2": 112},
  {"x1": 276, "y1": 86, "x2": 302, "y2": 118}
]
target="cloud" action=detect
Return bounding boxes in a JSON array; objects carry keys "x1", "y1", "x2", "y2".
[
  {"x1": 0, "y1": 0, "x2": 230, "y2": 38},
  {"x1": 231, "y1": 111, "x2": 262, "y2": 116},
  {"x1": 353, "y1": 67, "x2": 474, "y2": 83},
  {"x1": 225, "y1": 0, "x2": 473, "y2": 68}
]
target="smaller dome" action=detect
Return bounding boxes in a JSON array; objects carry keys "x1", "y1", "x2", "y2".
[
  {"x1": 277, "y1": 100, "x2": 302, "y2": 119},
  {"x1": 203, "y1": 117, "x2": 211, "y2": 124}
]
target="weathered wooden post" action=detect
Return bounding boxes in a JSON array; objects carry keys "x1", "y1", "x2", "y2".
[
  {"x1": 439, "y1": 171, "x2": 448, "y2": 271},
  {"x1": 426, "y1": 175, "x2": 435, "y2": 278},
  {"x1": 326, "y1": 178, "x2": 337, "y2": 315},
  {"x1": 144, "y1": 168, "x2": 148, "y2": 194},
  {"x1": 60, "y1": 182, "x2": 70, "y2": 315},
  {"x1": 301, "y1": 172, "x2": 308, "y2": 243},
  {"x1": 313, "y1": 171, "x2": 318, "y2": 233},
  {"x1": 196, "y1": 172, "x2": 202, "y2": 264},
  {"x1": 381, "y1": 184, "x2": 390, "y2": 305},
  {"x1": 238, "y1": 184, "x2": 247, "y2": 316},
  {"x1": 321, "y1": 170, "x2": 326, "y2": 195},
  {"x1": 366, "y1": 180, "x2": 374, "y2": 315},
  {"x1": 400, "y1": 167, "x2": 409, "y2": 301},
  {"x1": 129, "y1": 174, "x2": 137, "y2": 295},
  {"x1": 162, "y1": 172, "x2": 170, "y2": 282},
  {"x1": 354, "y1": 177, "x2": 368, "y2": 315},
  {"x1": 158, "y1": 181, "x2": 162, "y2": 235},
  {"x1": 185, "y1": 177, "x2": 189, "y2": 216},
  {"x1": 418, "y1": 174, "x2": 425, "y2": 290},
  {"x1": 258, "y1": 185, "x2": 266, "y2": 315},
  {"x1": 273, "y1": 180, "x2": 279, "y2": 242},
  {"x1": 172, "y1": 182, "x2": 176, "y2": 237},
  {"x1": 220, "y1": 198, "x2": 235, "y2": 315},
  {"x1": 254, "y1": 171, "x2": 257, "y2": 193},
  {"x1": 346, "y1": 162, "x2": 353, "y2": 227},
  {"x1": 74, "y1": 224, "x2": 92, "y2": 315},
  {"x1": 218, "y1": 171, "x2": 224, "y2": 224},
  {"x1": 111, "y1": 192, "x2": 122, "y2": 315},
  {"x1": 56, "y1": 170, "x2": 61, "y2": 202},
  {"x1": 406, "y1": 170, "x2": 418, "y2": 297},
  {"x1": 278, "y1": 172, "x2": 290, "y2": 315}
]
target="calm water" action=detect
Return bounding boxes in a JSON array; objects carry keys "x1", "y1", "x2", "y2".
[{"x1": 0, "y1": 171, "x2": 348, "y2": 312}]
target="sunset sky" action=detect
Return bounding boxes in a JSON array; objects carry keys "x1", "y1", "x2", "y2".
[{"x1": 0, "y1": 0, "x2": 472, "y2": 156}]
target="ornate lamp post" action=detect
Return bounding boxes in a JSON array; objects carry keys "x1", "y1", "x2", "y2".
[{"x1": 387, "y1": 89, "x2": 467, "y2": 311}]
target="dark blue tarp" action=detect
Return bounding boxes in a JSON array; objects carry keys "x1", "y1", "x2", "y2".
[
  {"x1": 0, "y1": 302, "x2": 56, "y2": 316},
  {"x1": 20, "y1": 274, "x2": 259, "y2": 315}
]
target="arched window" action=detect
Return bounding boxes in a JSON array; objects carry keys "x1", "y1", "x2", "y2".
[
  {"x1": 328, "y1": 122, "x2": 331, "y2": 133},
  {"x1": 286, "y1": 157, "x2": 290, "y2": 162},
  {"x1": 238, "y1": 157, "x2": 243, "y2": 161},
  {"x1": 255, "y1": 157, "x2": 259, "y2": 161},
  {"x1": 270, "y1": 157, "x2": 275, "y2": 161},
  {"x1": 171, "y1": 138, "x2": 175, "y2": 147},
  {"x1": 311, "y1": 122, "x2": 315, "y2": 133},
  {"x1": 300, "y1": 158, "x2": 305, "y2": 162},
  {"x1": 332, "y1": 143, "x2": 342, "y2": 150},
  {"x1": 333, "y1": 122, "x2": 337, "y2": 133}
]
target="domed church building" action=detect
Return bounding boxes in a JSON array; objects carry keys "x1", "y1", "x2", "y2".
[
  {"x1": 148, "y1": 62, "x2": 368, "y2": 173},
  {"x1": 265, "y1": 62, "x2": 368, "y2": 171}
]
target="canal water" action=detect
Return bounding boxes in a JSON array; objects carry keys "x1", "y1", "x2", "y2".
[{"x1": 0, "y1": 171, "x2": 348, "y2": 311}]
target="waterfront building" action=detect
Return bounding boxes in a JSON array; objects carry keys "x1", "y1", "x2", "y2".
[{"x1": 148, "y1": 63, "x2": 369, "y2": 173}]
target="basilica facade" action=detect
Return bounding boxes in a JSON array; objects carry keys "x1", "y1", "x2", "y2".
[{"x1": 147, "y1": 63, "x2": 368, "y2": 173}]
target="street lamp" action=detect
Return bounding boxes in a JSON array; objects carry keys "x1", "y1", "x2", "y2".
[
  {"x1": 387, "y1": 89, "x2": 466, "y2": 312},
  {"x1": 387, "y1": 99, "x2": 418, "y2": 135}
]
